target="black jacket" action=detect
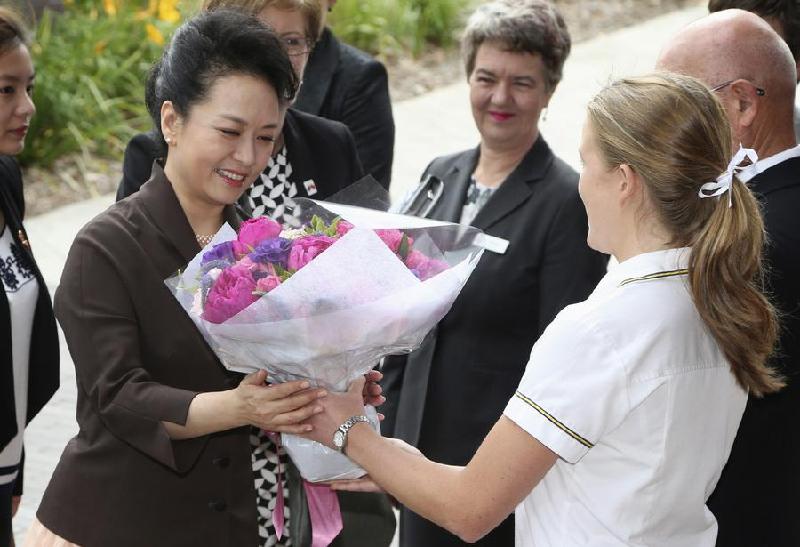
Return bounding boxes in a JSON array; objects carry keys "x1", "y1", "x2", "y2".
[
  {"x1": 709, "y1": 155, "x2": 800, "y2": 547},
  {"x1": 293, "y1": 28, "x2": 394, "y2": 189},
  {"x1": 0, "y1": 156, "x2": 59, "y2": 451},
  {"x1": 381, "y1": 137, "x2": 607, "y2": 545},
  {"x1": 116, "y1": 108, "x2": 364, "y2": 204}
]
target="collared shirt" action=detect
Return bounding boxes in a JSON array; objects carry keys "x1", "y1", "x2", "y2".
[
  {"x1": 739, "y1": 144, "x2": 800, "y2": 183},
  {"x1": 504, "y1": 247, "x2": 746, "y2": 546}
]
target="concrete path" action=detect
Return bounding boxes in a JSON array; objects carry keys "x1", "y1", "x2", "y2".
[{"x1": 13, "y1": 2, "x2": 706, "y2": 542}]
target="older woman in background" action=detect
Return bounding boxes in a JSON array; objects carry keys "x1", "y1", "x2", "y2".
[{"x1": 381, "y1": 1, "x2": 606, "y2": 545}]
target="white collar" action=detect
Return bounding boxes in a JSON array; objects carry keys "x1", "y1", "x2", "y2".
[
  {"x1": 594, "y1": 247, "x2": 690, "y2": 296},
  {"x1": 738, "y1": 144, "x2": 800, "y2": 182}
]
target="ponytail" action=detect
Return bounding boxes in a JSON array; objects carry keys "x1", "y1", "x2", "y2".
[{"x1": 689, "y1": 179, "x2": 783, "y2": 396}]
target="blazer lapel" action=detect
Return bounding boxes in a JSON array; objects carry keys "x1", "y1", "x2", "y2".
[
  {"x1": 139, "y1": 162, "x2": 240, "y2": 265},
  {"x1": 292, "y1": 28, "x2": 338, "y2": 115},
  {"x1": 429, "y1": 147, "x2": 478, "y2": 223},
  {"x1": 472, "y1": 136, "x2": 553, "y2": 231}
]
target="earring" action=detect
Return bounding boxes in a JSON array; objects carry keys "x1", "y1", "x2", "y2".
[
  {"x1": 541, "y1": 108, "x2": 548, "y2": 122},
  {"x1": 165, "y1": 136, "x2": 173, "y2": 145}
]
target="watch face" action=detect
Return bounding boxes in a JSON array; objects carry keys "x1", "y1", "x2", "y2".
[{"x1": 333, "y1": 430, "x2": 345, "y2": 449}]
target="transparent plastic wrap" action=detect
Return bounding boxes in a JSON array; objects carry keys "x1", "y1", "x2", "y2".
[{"x1": 165, "y1": 197, "x2": 485, "y2": 481}]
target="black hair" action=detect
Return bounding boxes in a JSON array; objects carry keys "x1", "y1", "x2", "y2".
[
  {"x1": 708, "y1": 0, "x2": 800, "y2": 61},
  {"x1": 145, "y1": 9, "x2": 298, "y2": 147},
  {"x1": 0, "y1": 7, "x2": 28, "y2": 54}
]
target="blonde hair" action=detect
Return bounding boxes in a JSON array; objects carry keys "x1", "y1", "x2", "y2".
[
  {"x1": 587, "y1": 72, "x2": 783, "y2": 397},
  {"x1": 0, "y1": 6, "x2": 29, "y2": 54},
  {"x1": 203, "y1": 0, "x2": 322, "y2": 41}
]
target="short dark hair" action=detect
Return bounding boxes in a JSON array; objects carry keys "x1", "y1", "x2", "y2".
[
  {"x1": 462, "y1": 0, "x2": 571, "y2": 91},
  {"x1": 708, "y1": 0, "x2": 800, "y2": 61},
  {"x1": 145, "y1": 9, "x2": 299, "y2": 145},
  {"x1": 0, "y1": 7, "x2": 28, "y2": 55}
]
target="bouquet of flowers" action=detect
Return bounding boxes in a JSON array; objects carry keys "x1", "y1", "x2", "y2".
[{"x1": 165, "y1": 198, "x2": 484, "y2": 481}]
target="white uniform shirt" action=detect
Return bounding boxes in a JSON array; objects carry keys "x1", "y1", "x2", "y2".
[{"x1": 504, "y1": 248, "x2": 746, "y2": 546}]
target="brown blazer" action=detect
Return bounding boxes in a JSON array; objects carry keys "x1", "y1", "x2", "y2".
[{"x1": 36, "y1": 165, "x2": 258, "y2": 547}]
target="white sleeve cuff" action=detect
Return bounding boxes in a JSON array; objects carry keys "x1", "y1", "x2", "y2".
[{"x1": 504, "y1": 391, "x2": 592, "y2": 464}]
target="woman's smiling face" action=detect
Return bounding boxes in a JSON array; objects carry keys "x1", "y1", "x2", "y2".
[
  {"x1": 162, "y1": 72, "x2": 281, "y2": 207},
  {"x1": 469, "y1": 41, "x2": 552, "y2": 150}
]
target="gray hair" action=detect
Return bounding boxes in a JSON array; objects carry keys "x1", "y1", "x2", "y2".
[{"x1": 462, "y1": 0, "x2": 571, "y2": 91}]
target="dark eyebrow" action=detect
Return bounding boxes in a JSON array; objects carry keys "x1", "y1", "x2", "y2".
[
  {"x1": 0, "y1": 73, "x2": 35, "y2": 83},
  {"x1": 474, "y1": 68, "x2": 496, "y2": 78},
  {"x1": 219, "y1": 114, "x2": 279, "y2": 130}
]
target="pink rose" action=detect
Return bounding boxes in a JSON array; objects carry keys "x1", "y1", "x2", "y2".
[
  {"x1": 405, "y1": 250, "x2": 448, "y2": 281},
  {"x1": 336, "y1": 220, "x2": 354, "y2": 237},
  {"x1": 375, "y1": 229, "x2": 412, "y2": 253},
  {"x1": 405, "y1": 249, "x2": 428, "y2": 269},
  {"x1": 203, "y1": 265, "x2": 259, "y2": 324},
  {"x1": 287, "y1": 235, "x2": 336, "y2": 271},
  {"x1": 255, "y1": 275, "x2": 282, "y2": 294},
  {"x1": 237, "y1": 217, "x2": 282, "y2": 249}
]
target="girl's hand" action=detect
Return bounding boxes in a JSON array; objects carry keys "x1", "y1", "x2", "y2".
[
  {"x1": 301, "y1": 376, "x2": 367, "y2": 447},
  {"x1": 235, "y1": 370, "x2": 326, "y2": 434}
]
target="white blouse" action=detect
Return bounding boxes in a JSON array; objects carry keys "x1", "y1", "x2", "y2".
[
  {"x1": 504, "y1": 247, "x2": 746, "y2": 546},
  {"x1": 0, "y1": 224, "x2": 38, "y2": 486}
]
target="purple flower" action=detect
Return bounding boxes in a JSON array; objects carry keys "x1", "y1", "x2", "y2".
[
  {"x1": 201, "y1": 241, "x2": 236, "y2": 266},
  {"x1": 249, "y1": 237, "x2": 292, "y2": 268}
]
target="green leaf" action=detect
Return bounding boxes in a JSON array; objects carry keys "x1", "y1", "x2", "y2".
[{"x1": 398, "y1": 233, "x2": 410, "y2": 260}]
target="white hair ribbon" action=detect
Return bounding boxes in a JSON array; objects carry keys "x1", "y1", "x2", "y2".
[{"x1": 698, "y1": 145, "x2": 759, "y2": 207}]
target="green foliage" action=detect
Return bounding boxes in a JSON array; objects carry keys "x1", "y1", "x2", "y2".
[
  {"x1": 328, "y1": 0, "x2": 473, "y2": 58},
  {"x1": 18, "y1": 2, "x2": 184, "y2": 167}
]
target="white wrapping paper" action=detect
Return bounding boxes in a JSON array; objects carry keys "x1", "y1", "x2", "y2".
[{"x1": 166, "y1": 199, "x2": 484, "y2": 481}]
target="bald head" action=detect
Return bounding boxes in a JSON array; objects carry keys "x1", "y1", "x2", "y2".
[
  {"x1": 658, "y1": 9, "x2": 795, "y2": 91},
  {"x1": 657, "y1": 9, "x2": 796, "y2": 153}
]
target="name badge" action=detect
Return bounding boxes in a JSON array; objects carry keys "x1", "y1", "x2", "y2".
[{"x1": 475, "y1": 233, "x2": 509, "y2": 254}]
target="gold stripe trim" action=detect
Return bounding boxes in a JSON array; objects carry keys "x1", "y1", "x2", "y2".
[
  {"x1": 514, "y1": 391, "x2": 594, "y2": 448},
  {"x1": 619, "y1": 268, "x2": 688, "y2": 287}
]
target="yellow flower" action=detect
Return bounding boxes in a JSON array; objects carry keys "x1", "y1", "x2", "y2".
[
  {"x1": 157, "y1": 0, "x2": 181, "y2": 23},
  {"x1": 146, "y1": 23, "x2": 165, "y2": 46},
  {"x1": 102, "y1": 0, "x2": 116, "y2": 16}
]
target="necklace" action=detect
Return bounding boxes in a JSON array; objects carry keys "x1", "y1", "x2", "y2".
[{"x1": 195, "y1": 233, "x2": 215, "y2": 247}]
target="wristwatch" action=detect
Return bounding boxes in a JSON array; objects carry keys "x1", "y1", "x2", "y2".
[{"x1": 332, "y1": 415, "x2": 370, "y2": 453}]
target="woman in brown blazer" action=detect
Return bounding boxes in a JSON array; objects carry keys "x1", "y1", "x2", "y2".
[{"x1": 26, "y1": 11, "x2": 327, "y2": 547}]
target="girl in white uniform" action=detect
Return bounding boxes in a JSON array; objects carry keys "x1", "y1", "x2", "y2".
[{"x1": 300, "y1": 72, "x2": 783, "y2": 546}]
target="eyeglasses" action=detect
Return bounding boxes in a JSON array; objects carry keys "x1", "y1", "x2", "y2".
[
  {"x1": 710, "y1": 79, "x2": 766, "y2": 96},
  {"x1": 282, "y1": 35, "x2": 313, "y2": 57}
]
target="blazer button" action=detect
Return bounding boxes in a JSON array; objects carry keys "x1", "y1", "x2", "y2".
[
  {"x1": 212, "y1": 456, "x2": 230, "y2": 469},
  {"x1": 208, "y1": 499, "x2": 227, "y2": 512}
]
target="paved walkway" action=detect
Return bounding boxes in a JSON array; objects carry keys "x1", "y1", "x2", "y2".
[{"x1": 13, "y1": 3, "x2": 706, "y2": 542}]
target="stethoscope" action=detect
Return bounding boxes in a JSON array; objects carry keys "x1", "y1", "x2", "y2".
[{"x1": 395, "y1": 174, "x2": 444, "y2": 217}]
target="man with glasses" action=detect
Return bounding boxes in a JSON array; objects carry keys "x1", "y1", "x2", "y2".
[
  {"x1": 657, "y1": 9, "x2": 800, "y2": 547},
  {"x1": 708, "y1": 0, "x2": 800, "y2": 139}
]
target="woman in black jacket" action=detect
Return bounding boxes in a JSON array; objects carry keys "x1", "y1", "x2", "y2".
[{"x1": 0, "y1": 8, "x2": 59, "y2": 547}]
